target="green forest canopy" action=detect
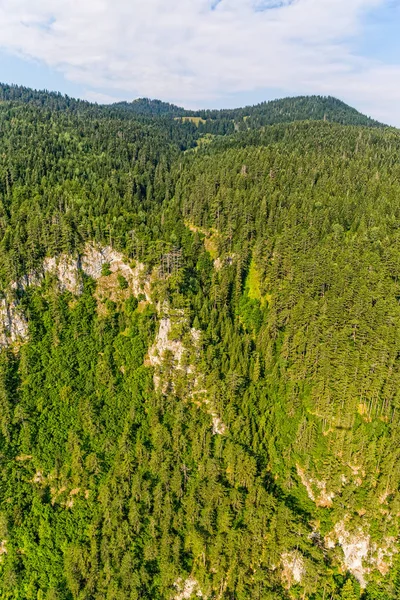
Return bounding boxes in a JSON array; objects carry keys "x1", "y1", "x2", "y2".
[{"x1": 0, "y1": 84, "x2": 398, "y2": 599}]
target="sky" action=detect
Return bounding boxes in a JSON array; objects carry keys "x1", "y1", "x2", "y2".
[{"x1": 0, "y1": 0, "x2": 399, "y2": 124}]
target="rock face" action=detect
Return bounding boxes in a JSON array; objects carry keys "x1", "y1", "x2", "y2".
[
  {"x1": 213, "y1": 255, "x2": 235, "y2": 272},
  {"x1": 42, "y1": 255, "x2": 82, "y2": 294},
  {"x1": 0, "y1": 243, "x2": 147, "y2": 347},
  {"x1": 148, "y1": 316, "x2": 186, "y2": 368},
  {"x1": 297, "y1": 465, "x2": 398, "y2": 587},
  {"x1": 296, "y1": 465, "x2": 334, "y2": 507},
  {"x1": 0, "y1": 540, "x2": 7, "y2": 560},
  {"x1": 80, "y1": 245, "x2": 149, "y2": 299},
  {"x1": 42, "y1": 244, "x2": 148, "y2": 297},
  {"x1": 202, "y1": 396, "x2": 227, "y2": 435},
  {"x1": 333, "y1": 523, "x2": 370, "y2": 588},
  {"x1": 173, "y1": 577, "x2": 204, "y2": 600},
  {"x1": 281, "y1": 551, "x2": 304, "y2": 587},
  {"x1": 0, "y1": 299, "x2": 28, "y2": 346},
  {"x1": 0, "y1": 242, "x2": 225, "y2": 438},
  {"x1": 325, "y1": 519, "x2": 397, "y2": 588},
  {"x1": 149, "y1": 304, "x2": 227, "y2": 435}
]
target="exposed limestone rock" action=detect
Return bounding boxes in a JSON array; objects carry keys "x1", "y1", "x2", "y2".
[
  {"x1": 325, "y1": 537, "x2": 335, "y2": 550},
  {"x1": 0, "y1": 243, "x2": 148, "y2": 347},
  {"x1": 296, "y1": 467, "x2": 397, "y2": 586},
  {"x1": 333, "y1": 522, "x2": 370, "y2": 587},
  {"x1": 190, "y1": 328, "x2": 201, "y2": 344},
  {"x1": 80, "y1": 244, "x2": 149, "y2": 300},
  {"x1": 296, "y1": 465, "x2": 335, "y2": 507},
  {"x1": 43, "y1": 255, "x2": 81, "y2": 294},
  {"x1": 379, "y1": 490, "x2": 392, "y2": 505},
  {"x1": 63, "y1": 488, "x2": 81, "y2": 509},
  {"x1": 148, "y1": 311, "x2": 190, "y2": 396},
  {"x1": 373, "y1": 540, "x2": 397, "y2": 576},
  {"x1": 325, "y1": 519, "x2": 397, "y2": 588},
  {"x1": 173, "y1": 577, "x2": 203, "y2": 600},
  {"x1": 149, "y1": 305, "x2": 226, "y2": 435},
  {"x1": 29, "y1": 464, "x2": 90, "y2": 509},
  {"x1": 42, "y1": 244, "x2": 148, "y2": 299},
  {"x1": 348, "y1": 464, "x2": 365, "y2": 477},
  {"x1": 211, "y1": 414, "x2": 226, "y2": 435},
  {"x1": 281, "y1": 551, "x2": 304, "y2": 587},
  {"x1": 10, "y1": 252, "x2": 80, "y2": 295},
  {"x1": 0, "y1": 540, "x2": 7, "y2": 562},
  {"x1": 10, "y1": 271, "x2": 42, "y2": 292},
  {"x1": 32, "y1": 471, "x2": 45, "y2": 485},
  {"x1": 202, "y1": 397, "x2": 227, "y2": 435},
  {"x1": 15, "y1": 454, "x2": 32, "y2": 461},
  {"x1": 93, "y1": 264, "x2": 149, "y2": 316},
  {"x1": 148, "y1": 317, "x2": 185, "y2": 368},
  {"x1": 0, "y1": 298, "x2": 28, "y2": 347},
  {"x1": 50, "y1": 486, "x2": 67, "y2": 505},
  {"x1": 214, "y1": 254, "x2": 235, "y2": 271},
  {"x1": 213, "y1": 258, "x2": 223, "y2": 271}
]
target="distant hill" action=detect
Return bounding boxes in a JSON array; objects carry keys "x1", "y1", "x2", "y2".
[
  {"x1": 112, "y1": 97, "x2": 186, "y2": 117},
  {"x1": 0, "y1": 83, "x2": 385, "y2": 130},
  {"x1": 0, "y1": 82, "x2": 89, "y2": 111},
  {"x1": 112, "y1": 94, "x2": 385, "y2": 129},
  {"x1": 205, "y1": 94, "x2": 385, "y2": 128}
]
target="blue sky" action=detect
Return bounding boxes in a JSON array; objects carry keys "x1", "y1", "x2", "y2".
[
  {"x1": 357, "y1": 1, "x2": 400, "y2": 63},
  {"x1": 0, "y1": 0, "x2": 399, "y2": 124}
]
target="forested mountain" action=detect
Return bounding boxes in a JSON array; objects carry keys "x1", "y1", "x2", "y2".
[
  {"x1": 111, "y1": 95, "x2": 384, "y2": 135},
  {"x1": 177, "y1": 95, "x2": 384, "y2": 129},
  {"x1": 0, "y1": 83, "x2": 384, "y2": 129},
  {"x1": 112, "y1": 98, "x2": 186, "y2": 117},
  {"x1": 0, "y1": 84, "x2": 398, "y2": 599},
  {"x1": 0, "y1": 83, "x2": 90, "y2": 112}
]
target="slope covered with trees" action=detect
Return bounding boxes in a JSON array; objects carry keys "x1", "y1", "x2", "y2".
[
  {"x1": 113, "y1": 94, "x2": 385, "y2": 135},
  {"x1": 0, "y1": 83, "x2": 384, "y2": 128},
  {"x1": 112, "y1": 98, "x2": 186, "y2": 117},
  {"x1": 0, "y1": 86, "x2": 398, "y2": 599},
  {"x1": 180, "y1": 95, "x2": 384, "y2": 130}
]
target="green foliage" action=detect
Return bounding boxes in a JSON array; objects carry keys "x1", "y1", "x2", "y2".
[
  {"x1": 238, "y1": 295, "x2": 263, "y2": 333},
  {"x1": 101, "y1": 263, "x2": 112, "y2": 277},
  {"x1": 117, "y1": 273, "x2": 129, "y2": 289},
  {"x1": 0, "y1": 84, "x2": 398, "y2": 598},
  {"x1": 340, "y1": 580, "x2": 359, "y2": 599}
]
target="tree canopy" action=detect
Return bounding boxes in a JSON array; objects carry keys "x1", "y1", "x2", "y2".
[{"x1": 0, "y1": 84, "x2": 398, "y2": 599}]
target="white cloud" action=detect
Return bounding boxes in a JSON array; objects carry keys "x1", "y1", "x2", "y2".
[{"x1": 0, "y1": 0, "x2": 398, "y2": 123}]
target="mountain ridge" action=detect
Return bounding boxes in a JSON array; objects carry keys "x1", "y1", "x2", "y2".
[
  {"x1": 0, "y1": 82, "x2": 387, "y2": 128},
  {"x1": 114, "y1": 94, "x2": 385, "y2": 128},
  {"x1": 0, "y1": 83, "x2": 399, "y2": 599}
]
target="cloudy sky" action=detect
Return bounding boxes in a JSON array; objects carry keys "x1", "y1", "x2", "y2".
[{"x1": 0, "y1": 0, "x2": 399, "y2": 124}]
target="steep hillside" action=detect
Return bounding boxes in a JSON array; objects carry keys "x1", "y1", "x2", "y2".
[
  {"x1": 0, "y1": 87, "x2": 398, "y2": 599},
  {"x1": 174, "y1": 124, "x2": 400, "y2": 594}
]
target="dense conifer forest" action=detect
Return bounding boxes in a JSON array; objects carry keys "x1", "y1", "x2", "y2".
[{"x1": 0, "y1": 83, "x2": 399, "y2": 599}]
